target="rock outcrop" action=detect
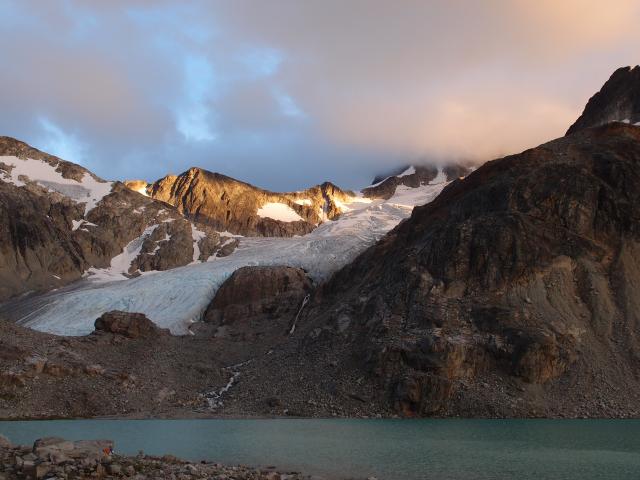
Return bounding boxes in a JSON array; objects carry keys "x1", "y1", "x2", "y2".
[
  {"x1": 567, "y1": 65, "x2": 640, "y2": 134},
  {"x1": 362, "y1": 164, "x2": 471, "y2": 199},
  {"x1": 94, "y1": 311, "x2": 169, "y2": 338},
  {"x1": 203, "y1": 266, "x2": 313, "y2": 340},
  {"x1": 134, "y1": 167, "x2": 354, "y2": 237}
]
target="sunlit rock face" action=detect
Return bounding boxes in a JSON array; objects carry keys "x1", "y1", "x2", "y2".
[
  {"x1": 137, "y1": 166, "x2": 355, "y2": 237},
  {"x1": 123, "y1": 179, "x2": 150, "y2": 196},
  {"x1": 567, "y1": 65, "x2": 640, "y2": 134}
]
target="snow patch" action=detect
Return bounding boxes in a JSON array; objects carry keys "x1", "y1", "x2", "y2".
[
  {"x1": 397, "y1": 166, "x2": 416, "y2": 177},
  {"x1": 132, "y1": 185, "x2": 149, "y2": 197},
  {"x1": 217, "y1": 231, "x2": 244, "y2": 238},
  {"x1": 85, "y1": 225, "x2": 160, "y2": 281},
  {"x1": 71, "y1": 219, "x2": 97, "y2": 231},
  {"x1": 0, "y1": 156, "x2": 113, "y2": 215},
  {"x1": 294, "y1": 198, "x2": 312, "y2": 206},
  {"x1": 429, "y1": 167, "x2": 447, "y2": 185},
  {"x1": 191, "y1": 224, "x2": 207, "y2": 263},
  {"x1": 151, "y1": 233, "x2": 171, "y2": 254},
  {"x1": 334, "y1": 194, "x2": 373, "y2": 213},
  {"x1": 257, "y1": 202, "x2": 304, "y2": 222}
]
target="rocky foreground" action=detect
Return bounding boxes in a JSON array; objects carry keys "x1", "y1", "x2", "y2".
[{"x1": 0, "y1": 435, "x2": 333, "y2": 480}]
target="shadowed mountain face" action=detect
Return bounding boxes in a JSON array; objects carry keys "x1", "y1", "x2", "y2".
[
  {"x1": 0, "y1": 137, "x2": 234, "y2": 301},
  {"x1": 362, "y1": 164, "x2": 471, "y2": 200},
  {"x1": 302, "y1": 123, "x2": 640, "y2": 416},
  {"x1": 567, "y1": 66, "x2": 640, "y2": 134},
  {"x1": 126, "y1": 168, "x2": 354, "y2": 237}
]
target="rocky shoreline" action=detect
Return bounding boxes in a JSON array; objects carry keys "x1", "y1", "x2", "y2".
[{"x1": 0, "y1": 435, "x2": 343, "y2": 480}]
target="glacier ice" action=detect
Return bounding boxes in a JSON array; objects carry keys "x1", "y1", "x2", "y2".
[{"x1": 19, "y1": 176, "x2": 449, "y2": 336}]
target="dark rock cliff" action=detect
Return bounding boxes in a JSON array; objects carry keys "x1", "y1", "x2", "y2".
[
  {"x1": 312, "y1": 123, "x2": 640, "y2": 416},
  {"x1": 567, "y1": 66, "x2": 640, "y2": 134}
]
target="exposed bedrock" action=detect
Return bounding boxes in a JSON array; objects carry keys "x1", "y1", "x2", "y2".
[
  {"x1": 302, "y1": 123, "x2": 640, "y2": 417},
  {"x1": 202, "y1": 266, "x2": 313, "y2": 340},
  {"x1": 143, "y1": 167, "x2": 354, "y2": 237}
]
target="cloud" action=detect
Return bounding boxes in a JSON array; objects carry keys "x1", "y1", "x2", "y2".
[
  {"x1": 237, "y1": 47, "x2": 284, "y2": 78},
  {"x1": 0, "y1": 0, "x2": 639, "y2": 190},
  {"x1": 36, "y1": 116, "x2": 86, "y2": 165},
  {"x1": 273, "y1": 89, "x2": 305, "y2": 118},
  {"x1": 175, "y1": 55, "x2": 218, "y2": 142}
]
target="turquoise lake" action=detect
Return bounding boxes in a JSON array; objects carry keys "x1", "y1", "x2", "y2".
[{"x1": 1, "y1": 419, "x2": 639, "y2": 479}]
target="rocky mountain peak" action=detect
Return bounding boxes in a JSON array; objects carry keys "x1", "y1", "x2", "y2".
[
  {"x1": 567, "y1": 65, "x2": 640, "y2": 134},
  {"x1": 0, "y1": 140, "x2": 236, "y2": 301},
  {"x1": 129, "y1": 166, "x2": 357, "y2": 237},
  {"x1": 362, "y1": 163, "x2": 471, "y2": 200}
]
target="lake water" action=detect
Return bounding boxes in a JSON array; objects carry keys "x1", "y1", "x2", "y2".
[{"x1": 1, "y1": 419, "x2": 639, "y2": 479}]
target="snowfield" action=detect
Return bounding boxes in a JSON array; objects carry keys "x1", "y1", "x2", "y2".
[
  {"x1": 0, "y1": 155, "x2": 113, "y2": 214},
  {"x1": 256, "y1": 202, "x2": 304, "y2": 222},
  {"x1": 18, "y1": 173, "x2": 450, "y2": 336}
]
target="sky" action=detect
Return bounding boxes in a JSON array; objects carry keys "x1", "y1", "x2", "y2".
[{"x1": 0, "y1": 1, "x2": 639, "y2": 191}]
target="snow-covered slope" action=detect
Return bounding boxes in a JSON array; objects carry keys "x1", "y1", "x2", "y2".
[
  {"x1": 19, "y1": 172, "x2": 450, "y2": 336},
  {"x1": 0, "y1": 155, "x2": 113, "y2": 214}
]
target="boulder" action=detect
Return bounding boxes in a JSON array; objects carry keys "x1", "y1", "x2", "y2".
[
  {"x1": 204, "y1": 266, "x2": 312, "y2": 328},
  {"x1": 94, "y1": 311, "x2": 169, "y2": 338},
  {"x1": 72, "y1": 439, "x2": 114, "y2": 462},
  {"x1": 0, "y1": 434, "x2": 12, "y2": 448},
  {"x1": 33, "y1": 437, "x2": 74, "y2": 453}
]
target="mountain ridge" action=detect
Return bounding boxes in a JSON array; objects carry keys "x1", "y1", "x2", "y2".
[
  {"x1": 567, "y1": 65, "x2": 640, "y2": 134},
  {"x1": 0, "y1": 136, "x2": 237, "y2": 301}
]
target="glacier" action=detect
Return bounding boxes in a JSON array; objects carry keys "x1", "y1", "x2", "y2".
[{"x1": 16, "y1": 174, "x2": 449, "y2": 336}]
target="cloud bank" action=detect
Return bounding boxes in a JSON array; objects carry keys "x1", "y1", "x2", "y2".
[{"x1": 0, "y1": 0, "x2": 638, "y2": 189}]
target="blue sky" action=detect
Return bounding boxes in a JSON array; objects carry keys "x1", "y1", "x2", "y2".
[{"x1": 0, "y1": 0, "x2": 639, "y2": 190}]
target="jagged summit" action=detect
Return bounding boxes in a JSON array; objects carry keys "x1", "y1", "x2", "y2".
[
  {"x1": 567, "y1": 65, "x2": 640, "y2": 135},
  {"x1": 126, "y1": 166, "x2": 358, "y2": 237}
]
